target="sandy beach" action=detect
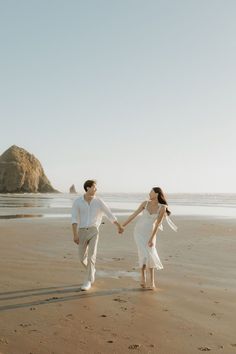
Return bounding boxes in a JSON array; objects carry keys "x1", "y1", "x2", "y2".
[{"x1": 0, "y1": 215, "x2": 236, "y2": 354}]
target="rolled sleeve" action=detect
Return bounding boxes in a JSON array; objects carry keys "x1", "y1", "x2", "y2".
[
  {"x1": 99, "y1": 199, "x2": 117, "y2": 223},
  {"x1": 71, "y1": 199, "x2": 79, "y2": 224}
]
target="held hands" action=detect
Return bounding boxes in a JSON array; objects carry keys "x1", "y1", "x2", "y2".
[
  {"x1": 118, "y1": 225, "x2": 124, "y2": 234},
  {"x1": 114, "y1": 221, "x2": 124, "y2": 234}
]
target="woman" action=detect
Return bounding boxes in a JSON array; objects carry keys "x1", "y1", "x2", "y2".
[{"x1": 122, "y1": 187, "x2": 177, "y2": 290}]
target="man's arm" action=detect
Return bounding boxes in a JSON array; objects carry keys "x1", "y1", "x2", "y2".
[
  {"x1": 99, "y1": 199, "x2": 124, "y2": 233},
  {"x1": 71, "y1": 199, "x2": 80, "y2": 244},
  {"x1": 72, "y1": 223, "x2": 80, "y2": 244}
]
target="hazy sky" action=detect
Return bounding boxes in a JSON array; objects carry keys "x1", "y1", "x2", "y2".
[{"x1": 1, "y1": 0, "x2": 235, "y2": 193}]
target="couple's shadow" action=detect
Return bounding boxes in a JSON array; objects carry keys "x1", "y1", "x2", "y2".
[{"x1": 0, "y1": 283, "x2": 146, "y2": 312}]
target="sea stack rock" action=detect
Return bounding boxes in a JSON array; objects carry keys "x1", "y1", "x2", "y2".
[
  {"x1": 0, "y1": 145, "x2": 58, "y2": 193},
  {"x1": 69, "y1": 184, "x2": 77, "y2": 194}
]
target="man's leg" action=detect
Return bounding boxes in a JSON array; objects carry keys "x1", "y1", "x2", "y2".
[
  {"x1": 86, "y1": 228, "x2": 99, "y2": 283},
  {"x1": 78, "y1": 229, "x2": 89, "y2": 269}
]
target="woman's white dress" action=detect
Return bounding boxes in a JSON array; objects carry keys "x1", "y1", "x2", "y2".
[{"x1": 134, "y1": 203, "x2": 165, "y2": 269}]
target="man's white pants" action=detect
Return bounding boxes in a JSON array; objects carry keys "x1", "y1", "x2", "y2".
[{"x1": 78, "y1": 226, "x2": 99, "y2": 283}]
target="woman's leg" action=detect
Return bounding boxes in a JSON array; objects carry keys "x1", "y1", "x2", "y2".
[
  {"x1": 140, "y1": 264, "x2": 147, "y2": 288},
  {"x1": 149, "y1": 268, "x2": 156, "y2": 289}
]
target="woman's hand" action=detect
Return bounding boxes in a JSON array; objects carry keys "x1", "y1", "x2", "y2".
[{"x1": 148, "y1": 239, "x2": 154, "y2": 247}]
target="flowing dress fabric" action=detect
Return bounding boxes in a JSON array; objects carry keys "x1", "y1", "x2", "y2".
[{"x1": 134, "y1": 205, "x2": 164, "y2": 269}]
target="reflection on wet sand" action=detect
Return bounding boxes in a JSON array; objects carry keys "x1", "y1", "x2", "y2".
[
  {"x1": 0, "y1": 214, "x2": 43, "y2": 220},
  {"x1": 96, "y1": 269, "x2": 140, "y2": 281},
  {"x1": 0, "y1": 193, "x2": 75, "y2": 209},
  {"x1": 0, "y1": 214, "x2": 71, "y2": 220}
]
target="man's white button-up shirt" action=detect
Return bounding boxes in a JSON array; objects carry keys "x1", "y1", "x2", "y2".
[{"x1": 71, "y1": 196, "x2": 117, "y2": 228}]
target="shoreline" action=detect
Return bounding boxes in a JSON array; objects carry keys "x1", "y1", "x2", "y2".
[
  {"x1": 0, "y1": 210, "x2": 236, "y2": 220},
  {"x1": 1, "y1": 193, "x2": 236, "y2": 220}
]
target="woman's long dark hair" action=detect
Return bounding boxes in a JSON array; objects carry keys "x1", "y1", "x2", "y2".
[{"x1": 153, "y1": 187, "x2": 171, "y2": 216}]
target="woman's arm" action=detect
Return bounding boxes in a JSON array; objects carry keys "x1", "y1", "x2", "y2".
[
  {"x1": 122, "y1": 201, "x2": 146, "y2": 227},
  {"x1": 148, "y1": 205, "x2": 166, "y2": 247}
]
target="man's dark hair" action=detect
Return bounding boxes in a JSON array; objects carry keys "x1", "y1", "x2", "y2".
[{"x1": 83, "y1": 180, "x2": 96, "y2": 191}]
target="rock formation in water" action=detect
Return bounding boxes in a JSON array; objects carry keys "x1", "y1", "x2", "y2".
[
  {"x1": 0, "y1": 145, "x2": 58, "y2": 193},
  {"x1": 69, "y1": 184, "x2": 77, "y2": 193}
]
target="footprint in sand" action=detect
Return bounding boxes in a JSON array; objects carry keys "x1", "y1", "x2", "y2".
[
  {"x1": 113, "y1": 298, "x2": 127, "y2": 303},
  {"x1": 102, "y1": 328, "x2": 111, "y2": 332},
  {"x1": 84, "y1": 326, "x2": 91, "y2": 329},
  {"x1": 198, "y1": 347, "x2": 211, "y2": 351},
  {"x1": 65, "y1": 314, "x2": 74, "y2": 320},
  {"x1": 121, "y1": 306, "x2": 128, "y2": 311},
  {"x1": 45, "y1": 297, "x2": 59, "y2": 301},
  {"x1": 217, "y1": 345, "x2": 224, "y2": 349},
  {"x1": 128, "y1": 344, "x2": 141, "y2": 350},
  {"x1": 19, "y1": 323, "x2": 32, "y2": 328}
]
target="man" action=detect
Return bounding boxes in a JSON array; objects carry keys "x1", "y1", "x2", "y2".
[{"x1": 71, "y1": 180, "x2": 123, "y2": 291}]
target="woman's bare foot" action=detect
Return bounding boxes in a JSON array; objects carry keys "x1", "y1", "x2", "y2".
[
  {"x1": 140, "y1": 276, "x2": 147, "y2": 288},
  {"x1": 140, "y1": 282, "x2": 147, "y2": 289},
  {"x1": 149, "y1": 284, "x2": 156, "y2": 290},
  {"x1": 141, "y1": 266, "x2": 147, "y2": 289}
]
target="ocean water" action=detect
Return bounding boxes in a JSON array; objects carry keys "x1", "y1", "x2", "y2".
[{"x1": 0, "y1": 193, "x2": 236, "y2": 219}]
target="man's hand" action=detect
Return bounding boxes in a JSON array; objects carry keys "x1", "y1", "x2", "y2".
[
  {"x1": 73, "y1": 233, "x2": 80, "y2": 245},
  {"x1": 72, "y1": 223, "x2": 79, "y2": 244}
]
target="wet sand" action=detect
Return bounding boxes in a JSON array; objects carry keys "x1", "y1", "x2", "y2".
[{"x1": 0, "y1": 215, "x2": 236, "y2": 354}]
